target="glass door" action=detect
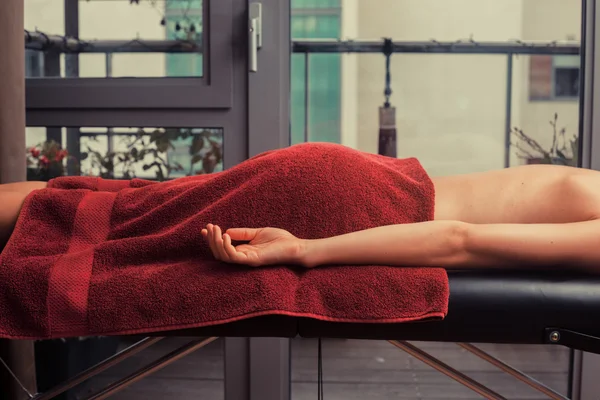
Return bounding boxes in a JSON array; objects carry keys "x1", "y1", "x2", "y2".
[
  {"x1": 24, "y1": 0, "x2": 253, "y2": 398},
  {"x1": 289, "y1": 1, "x2": 582, "y2": 398}
]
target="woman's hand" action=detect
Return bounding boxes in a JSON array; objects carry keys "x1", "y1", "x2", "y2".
[{"x1": 201, "y1": 223, "x2": 307, "y2": 267}]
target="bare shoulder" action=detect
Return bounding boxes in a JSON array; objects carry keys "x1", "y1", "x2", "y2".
[{"x1": 432, "y1": 164, "x2": 600, "y2": 223}]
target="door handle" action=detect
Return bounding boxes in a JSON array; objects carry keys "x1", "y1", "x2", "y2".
[{"x1": 249, "y1": 2, "x2": 262, "y2": 72}]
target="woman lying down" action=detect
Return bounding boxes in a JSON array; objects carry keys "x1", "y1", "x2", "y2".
[
  {"x1": 1, "y1": 142, "x2": 599, "y2": 271},
  {"x1": 200, "y1": 161, "x2": 600, "y2": 271}
]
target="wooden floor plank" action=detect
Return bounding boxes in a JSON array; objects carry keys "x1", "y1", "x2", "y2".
[{"x1": 66, "y1": 337, "x2": 570, "y2": 399}]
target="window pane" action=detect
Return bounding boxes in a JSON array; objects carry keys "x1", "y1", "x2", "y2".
[
  {"x1": 291, "y1": 0, "x2": 340, "y2": 9},
  {"x1": 25, "y1": 0, "x2": 203, "y2": 78},
  {"x1": 290, "y1": 0, "x2": 580, "y2": 398},
  {"x1": 291, "y1": 10, "x2": 342, "y2": 144},
  {"x1": 26, "y1": 125, "x2": 223, "y2": 181},
  {"x1": 555, "y1": 67, "x2": 580, "y2": 98},
  {"x1": 554, "y1": 55, "x2": 580, "y2": 68}
]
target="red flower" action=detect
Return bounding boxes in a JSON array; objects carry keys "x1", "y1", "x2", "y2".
[
  {"x1": 29, "y1": 147, "x2": 40, "y2": 158},
  {"x1": 39, "y1": 155, "x2": 49, "y2": 165}
]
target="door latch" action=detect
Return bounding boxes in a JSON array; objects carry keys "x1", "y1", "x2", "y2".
[{"x1": 249, "y1": 2, "x2": 262, "y2": 72}]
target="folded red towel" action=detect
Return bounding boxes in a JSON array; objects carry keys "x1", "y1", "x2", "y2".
[{"x1": 0, "y1": 143, "x2": 448, "y2": 339}]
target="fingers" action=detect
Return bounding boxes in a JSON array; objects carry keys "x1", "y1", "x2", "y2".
[
  {"x1": 223, "y1": 233, "x2": 249, "y2": 263},
  {"x1": 226, "y1": 227, "x2": 258, "y2": 241},
  {"x1": 213, "y1": 225, "x2": 229, "y2": 261},
  {"x1": 203, "y1": 224, "x2": 250, "y2": 265},
  {"x1": 204, "y1": 224, "x2": 219, "y2": 259}
]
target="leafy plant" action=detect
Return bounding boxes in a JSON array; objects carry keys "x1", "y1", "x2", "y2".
[
  {"x1": 511, "y1": 113, "x2": 579, "y2": 167},
  {"x1": 82, "y1": 128, "x2": 222, "y2": 181},
  {"x1": 26, "y1": 140, "x2": 78, "y2": 177},
  {"x1": 126, "y1": 0, "x2": 202, "y2": 40}
]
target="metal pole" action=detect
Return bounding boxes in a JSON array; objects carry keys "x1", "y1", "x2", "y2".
[
  {"x1": 42, "y1": 51, "x2": 62, "y2": 144},
  {"x1": 85, "y1": 337, "x2": 218, "y2": 400},
  {"x1": 64, "y1": 0, "x2": 79, "y2": 77},
  {"x1": 504, "y1": 53, "x2": 514, "y2": 168},
  {"x1": 24, "y1": 31, "x2": 201, "y2": 54},
  {"x1": 388, "y1": 341, "x2": 506, "y2": 400},
  {"x1": 292, "y1": 40, "x2": 580, "y2": 55},
  {"x1": 457, "y1": 343, "x2": 569, "y2": 400},
  {"x1": 573, "y1": 1, "x2": 600, "y2": 397},
  {"x1": 64, "y1": 0, "x2": 80, "y2": 175},
  {"x1": 105, "y1": 53, "x2": 114, "y2": 178},
  {"x1": 32, "y1": 337, "x2": 164, "y2": 400},
  {"x1": 304, "y1": 52, "x2": 310, "y2": 143},
  {"x1": 24, "y1": 33, "x2": 578, "y2": 56}
]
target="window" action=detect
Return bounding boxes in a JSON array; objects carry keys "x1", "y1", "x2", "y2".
[
  {"x1": 290, "y1": 0, "x2": 342, "y2": 144},
  {"x1": 529, "y1": 55, "x2": 580, "y2": 100},
  {"x1": 25, "y1": 49, "x2": 43, "y2": 78},
  {"x1": 25, "y1": 0, "x2": 233, "y2": 109},
  {"x1": 165, "y1": 0, "x2": 203, "y2": 77}
]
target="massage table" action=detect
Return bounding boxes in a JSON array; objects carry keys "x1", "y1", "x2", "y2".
[
  {"x1": 16, "y1": 268, "x2": 596, "y2": 400},
  {"x1": 2, "y1": 145, "x2": 595, "y2": 399}
]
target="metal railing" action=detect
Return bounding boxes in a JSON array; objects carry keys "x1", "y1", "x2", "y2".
[{"x1": 24, "y1": 32, "x2": 582, "y2": 170}]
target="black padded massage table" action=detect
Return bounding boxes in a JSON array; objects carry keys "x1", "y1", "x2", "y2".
[{"x1": 19, "y1": 269, "x2": 600, "y2": 400}]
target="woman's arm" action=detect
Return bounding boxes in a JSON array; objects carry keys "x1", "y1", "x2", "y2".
[
  {"x1": 300, "y1": 219, "x2": 600, "y2": 271},
  {"x1": 203, "y1": 219, "x2": 600, "y2": 271}
]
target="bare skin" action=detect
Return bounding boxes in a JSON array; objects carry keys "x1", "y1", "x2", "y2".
[
  {"x1": 203, "y1": 164, "x2": 600, "y2": 272},
  {"x1": 3, "y1": 165, "x2": 600, "y2": 272},
  {"x1": 0, "y1": 182, "x2": 47, "y2": 249}
]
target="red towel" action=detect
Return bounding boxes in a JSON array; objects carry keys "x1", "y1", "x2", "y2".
[{"x1": 0, "y1": 143, "x2": 448, "y2": 339}]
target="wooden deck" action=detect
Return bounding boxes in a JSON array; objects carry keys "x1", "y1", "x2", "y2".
[{"x1": 75, "y1": 337, "x2": 570, "y2": 399}]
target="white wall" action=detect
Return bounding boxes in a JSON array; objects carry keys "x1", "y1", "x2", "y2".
[
  {"x1": 24, "y1": 0, "x2": 64, "y2": 35},
  {"x1": 337, "y1": 0, "x2": 580, "y2": 176},
  {"x1": 516, "y1": 0, "x2": 581, "y2": 162},
  {"x1": 340, "y1": 0, "x2": 359, "y2": 150},
  {"x1": 349, "y1": 0, "x2": 525, "y2": 176}
]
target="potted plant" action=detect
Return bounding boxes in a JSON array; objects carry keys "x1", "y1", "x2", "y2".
[
  {"x1": 511, "y1": 113, "x2": 578, "y2": 167},
  {"x1": 26, "y1": 140, "x2": 74, "y2": 181},
  {"x1": 82, "y1": 127, "x2": 222, "y2": 180}
]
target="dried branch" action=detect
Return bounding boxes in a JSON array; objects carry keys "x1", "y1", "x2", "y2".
[{"x1": 511, "y1": 113, "x2": 578, "y2": 167}]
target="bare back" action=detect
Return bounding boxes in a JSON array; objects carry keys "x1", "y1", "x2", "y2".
[{"x1": 432, "y1": 165, "x2": 600, "y2": 224}]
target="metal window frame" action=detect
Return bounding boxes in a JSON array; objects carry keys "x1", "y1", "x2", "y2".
[
  {"x1": 26, "y1": 1, "x2": 251, "y2": 396},
  {"x1": 572, "y1": 1, "x2": 600, "y2": 398},
  {"x1": 247, "y1": 0, "x2": 292, "y2": 399},
  {"x1": 291, "y1": 7, "x2": 341, "y2": 16},
  {"x1": 25, "y1": 0, "x2": 290, "y2": 399},
  {"x1": 25, "y1": 0, "x2": 233, "y2": 110}
]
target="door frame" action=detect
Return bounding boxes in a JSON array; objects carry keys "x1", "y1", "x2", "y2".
[{"x1": 573, "y1": 1, "x2": 600, "y2": 397}]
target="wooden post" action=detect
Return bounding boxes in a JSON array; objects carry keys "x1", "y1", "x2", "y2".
[
  {"x1": 0, "y1": 0, "x2": 26, "y2": 183},
  {"x1": 0, "y1": 0, "x2": 38, "y2": 398}
]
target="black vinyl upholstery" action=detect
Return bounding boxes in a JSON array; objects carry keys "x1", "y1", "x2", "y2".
[{"x1": 148, "y1": 269, "x2": 600, "y2": 352}]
